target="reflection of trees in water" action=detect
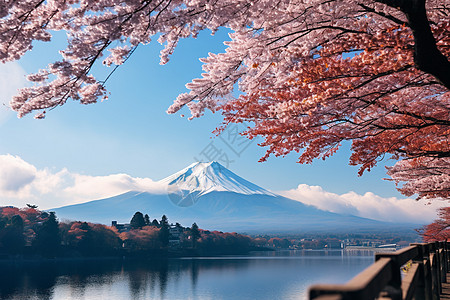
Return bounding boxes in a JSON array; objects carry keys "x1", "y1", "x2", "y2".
[
  {"x1": 0, "y1": 260, "x2": 122, "y2": 300},
  {"x1": 190, "y1": 260, "x2": 199, "y2": 290},
  {"x1": 158, "y1": 261, "x2": 168, "y2": 298},
  {"x1": 0, "y1": 262, "x2": 56, "y2": 299},
  {"x1": 124, "y1": 258, "x2": 247, "y2": 299},
  {"x1": 127, "y1": 267, "x2": 149, "y2": 298},
  {"x1": 120, "y1": 258, "x2": 252, "y2": 299},
  {"x1": 66, "y1": 260, "x2": 120, "y2": 298},
  {"x1": 0, "y1": 257, "x2": 252, "y2": 299},
  {"x1": 126, "y1": 260, "x2": 169, "y2": 299}
]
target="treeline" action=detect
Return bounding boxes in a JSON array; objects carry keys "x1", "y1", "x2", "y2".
[
  {"x1": 0, "y1": 206, "x2": 122, "y2": 258},
  {"x1": 117, "y1": 212, "x2": 255, "y2": 255},
  {"x1": 0, "y1": 206, "x2": 263, "y2": 259},
  {"x1": 250, "y1": 231, "x2": 420, "y2": 250}
]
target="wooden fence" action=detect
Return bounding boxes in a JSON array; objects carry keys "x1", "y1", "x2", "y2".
[{"x1": 309, "y1": 241, "x2": 449, "y2": 300}]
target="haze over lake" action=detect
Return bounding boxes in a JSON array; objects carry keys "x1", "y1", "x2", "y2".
[{"x1": 0, "y1": 250, "x2": 374, "y2": 300}]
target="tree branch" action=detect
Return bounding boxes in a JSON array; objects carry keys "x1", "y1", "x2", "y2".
[{"x1": 374, "y1": 0, "x2": 450, "y2": 89}]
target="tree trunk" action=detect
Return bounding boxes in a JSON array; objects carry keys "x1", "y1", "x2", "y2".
[{"x1": 375, "y1": 0, "x2": 450, "y2": 89}]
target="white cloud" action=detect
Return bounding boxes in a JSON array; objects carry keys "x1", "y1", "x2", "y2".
[
  {"x1": 0, "y1": 154, "x2": 167, "y2": 209},
  {"x1": 63, "y1": 173, "x2": 167, "y2": 204},
  {"x1": 279, "y1": 184, "x2": 448, "y2": 224},
  {"x1": 33, "y1": 168, "x2": 68, "y2": 195},
  {"x1": 0, "y1": 154, "x2": 37, "y2": 198},
  {"x1": 0, "y1": 153, "x2": 446, "y2": 224},
  {"x1": 0, "y1": 62, "x2": 28, "y2": 124}
]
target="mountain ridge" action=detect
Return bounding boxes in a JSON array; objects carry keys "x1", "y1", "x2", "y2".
[{"x1": 51, "y1": 162, "x2": 415, "y2": 233}]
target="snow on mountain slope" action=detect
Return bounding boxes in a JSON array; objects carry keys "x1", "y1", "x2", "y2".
[
  {"x1": 159, "y1": 161, "x2": 276, "y2": 197},
  {"x1": 52, "y1": 190, "x2": 391, "y2": 233},
  {"x1": 51, "y1": 161, "x2": 414, "y2": 233}
]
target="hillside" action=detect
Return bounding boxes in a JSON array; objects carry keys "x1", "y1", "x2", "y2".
[{"x1": 52, "y1": 162, "x2": 412, "y2": 233}]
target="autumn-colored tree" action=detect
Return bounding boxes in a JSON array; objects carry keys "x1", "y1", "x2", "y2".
[
  {"x1": 0, "y1": 206, "x2": 263, "y2": 256},
  {"x1": 0, "y1": 207, "x2": 22, "y2": 218},
  {"x1": 88, "y1": 223, "x2": 122, "y2": 254},
  {"x1": 0, "y1": 207, "x2": 59, "y2": 254},
  {"x1": 119, "y1": 226, "x2": 161, "y2": 250},
  {"x1": 252, "y1": 237, "x2": 268, "y2": 247},
  {"x1": 0, "y1": 206, "x2": 46, "y2": 226},
  {"x1": 268, "y1": 237, "x2": 292, "y2": 249},
  {"x1": 0, "y1": 0, "x2": 448, "y2": 199},
  {"x1": 64, "y1": 221, "x2": 121, "y2": 255},
  {"x1": 419, "y1": 207, "x2": 450, "y2": 242},
  {"x1": 66, "y1": 221, "x2": 94, "y2": 254},
  {"x1": 195, "y1": 230, "x2": 252, "y2": 253}
]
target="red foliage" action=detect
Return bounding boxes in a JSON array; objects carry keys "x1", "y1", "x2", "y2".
[
  {"x1": 68, "y1": 222, "x2": 89, "y2": 240},
  {"x1": 268, "y1": 237, "x2": 292, "y2": 248},
  {"x1": 1, "y1": 1, "x2": 448, "y2": 199},
  {"x1": 120, "y1": 226, "x2": 161, "y2": 250},
  {"x1": 253, "y1": 237, "x2": 268, "y2": 246},
  {"x1": 197, "y1": 230, "x2": 252, "y2": 252},
  {"x1": 0, "y1": 207, "x2": 20, "y2": 218},
  {"x1": 0, "y1": 207, "x2": 53, "y2": 243},
  {"x1": 420, "y1": 207, "x2": 450, "y2": 242},
  {"x1": 220, "y1": 21, "x2": 449, "y2": 199},
  {"x1": 1, "y1": 207, "x2": 46, "y2": 224}
]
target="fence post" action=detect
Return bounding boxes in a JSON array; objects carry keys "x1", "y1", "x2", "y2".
[
  {"x1": 438, "y1": 242, "x2": 446, "y2": 286},
  {"x1": 375, "y1": 254, "x2": 401, "y2": 300},
  {"x1": 309, "y1": 242, "x2": 447, "y2": 300},
  {"x1": 412, "y1": 244, "x2": 426, "y2": 300},
  {"x1": 413, "y1": 243, "x2": 433, "y2": 300},
  {"x1": 429, "y1": 243, "x2": 439, "y2": 300},
  {"x1": 434, "y1": 242, "x2": 442, "y2": 295},
  {"x1": 442, "y1": 241, "x2": 448, "y2": 284}
]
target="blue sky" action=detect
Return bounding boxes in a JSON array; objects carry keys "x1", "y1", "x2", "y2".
[{"x1": 0, "y1": 29, "x2": 445, "y2": 223}]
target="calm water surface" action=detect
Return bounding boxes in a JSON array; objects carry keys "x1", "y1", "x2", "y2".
[{"x1": 0, "y1": 250, "x2": 374, "y2": 300}]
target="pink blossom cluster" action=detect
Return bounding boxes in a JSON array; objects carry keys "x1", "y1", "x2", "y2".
[
  {"x1": 387, "y1": 158, "x2": 450, "y2": 200},
  {"x1": 0, "y1": 0, "x2": 448, "y2": 199}
]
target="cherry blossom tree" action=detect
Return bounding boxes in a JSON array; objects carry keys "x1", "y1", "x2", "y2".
[
  {"x1": 0, "y1": 0, "x2": 448, "y2": 199},
  {"x1": 419, "y1": 207, "x2": 450, "y2": 241}
]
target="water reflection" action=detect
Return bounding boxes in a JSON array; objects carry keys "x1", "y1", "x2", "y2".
[{"x1": 0, "y1": 250, "x2": 374, "y2": 300}]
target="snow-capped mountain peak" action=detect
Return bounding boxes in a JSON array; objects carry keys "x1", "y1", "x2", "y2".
[
  {"x1": 158, "y1": 161, "x2": 275, "y2": 196},
  {"x1": 52, "y1": 161, "x2": 394, "y2": 233}
]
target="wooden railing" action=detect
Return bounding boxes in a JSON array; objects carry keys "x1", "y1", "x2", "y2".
[{"x1": 309, "y1": 241, "x2": 449, "y2": 300}]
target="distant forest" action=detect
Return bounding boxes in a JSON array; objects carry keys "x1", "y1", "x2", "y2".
[
  {"x1": 0, "y1": 206, "x2": 423, "y2": 260},
  {"x1": 0, "y1": 206, "x2": 268, "y2": 259}
]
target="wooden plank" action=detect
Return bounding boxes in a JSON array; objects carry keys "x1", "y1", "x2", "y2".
[
  {"x1": 310, "y1": 258, "x2": 392, "y2": 299},
  {"x1": 313, "y1": 295, "x2": 342, "y2": 300},
  {"x1": 441, "y1": 273, "x2": 450, "y2": 300},
  {"x1": 309, "y1": 242, "x2": 449, "y2": 300},
  {"x1": 376, "y1": 246, "x2": 419, "y2": 267},
  {"x1": 401, "y1": 262, "x2": 420, "y2": 300}
]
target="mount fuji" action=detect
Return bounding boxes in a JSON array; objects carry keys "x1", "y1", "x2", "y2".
[{"x1": 52, "y1": 162, "x2": 398, "y2": 233}]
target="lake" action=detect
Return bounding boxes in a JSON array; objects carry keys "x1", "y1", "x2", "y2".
[{"x1": 0, "y1": 250, "x2": 374, "y2": 300}]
